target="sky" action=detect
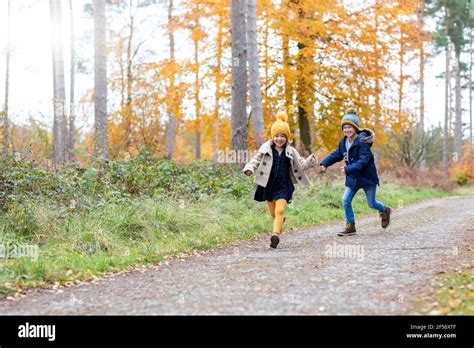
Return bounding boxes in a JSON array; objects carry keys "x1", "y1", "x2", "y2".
[{"x1": 0, "y1": 0, "x2": 471, "y2": 136}]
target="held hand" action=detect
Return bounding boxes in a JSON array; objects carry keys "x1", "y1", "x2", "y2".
[
  {"x1": 308, "y1": 154, "x2": 318, "y2": 166},
  {"x1": 244, "y1": 170, "x2": 253, "y2": 176},
  {"x1": 319, "y1": 165, "x2": 327, "y2": 174},
  {"x1": 340, "y1": 166, "x2": 346, "y2": 174}
]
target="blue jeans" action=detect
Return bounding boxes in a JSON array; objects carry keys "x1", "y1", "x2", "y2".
[{"x1": 342, "y1": 185, "x2": 387, "y2": 223}]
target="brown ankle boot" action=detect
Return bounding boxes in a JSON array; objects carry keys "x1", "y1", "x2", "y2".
[
  {"x1": 270, "y1": 234, "x2": 280, "y2": 248},
  {"x1": 380, "y1": 207, "x2": 391, "y2": 228},
  {"x1": 337, "y1": 222, "x2": 356, "y2": 236}
]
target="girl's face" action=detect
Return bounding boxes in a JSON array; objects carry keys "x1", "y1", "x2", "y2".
[
  {"x1": 273, "y1": 134, "x2": 287, "y2": 148},
  {"x1": 343, "y1": 125, "x2": 357, "y2": 139}
]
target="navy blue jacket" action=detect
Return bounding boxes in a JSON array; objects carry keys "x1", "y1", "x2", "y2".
[{"x1": 320, "y1": 131, "x2": 379, "y2": 190}]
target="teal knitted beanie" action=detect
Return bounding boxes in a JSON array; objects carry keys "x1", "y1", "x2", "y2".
[{"x1": 341, "y1": 108, "x2": 360, "y2": 132}]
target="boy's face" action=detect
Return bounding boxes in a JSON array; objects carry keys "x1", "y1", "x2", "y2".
[
  {"x1": 343, "y1": 125, "x2": 357, "y2": 139},
  {"x1": 273, "y1": 134, "x2": 287, "y2": 147}
]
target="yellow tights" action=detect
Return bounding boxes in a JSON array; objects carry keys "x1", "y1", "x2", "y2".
[{"x1": 266, "y1": 199, "x2": 287, "y2": 235}]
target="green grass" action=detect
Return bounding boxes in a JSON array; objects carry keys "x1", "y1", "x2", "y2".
[
  {"x1": 0, "y1": 180, "x2": 469, "y2": 298},
  {"x1": 413, "y1": 266, "x2": 474, "y2": 315}
]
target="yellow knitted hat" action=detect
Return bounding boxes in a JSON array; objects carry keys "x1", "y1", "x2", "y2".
[{"x1": 270, "y1": 111, "x2": 291, "y2": 140}]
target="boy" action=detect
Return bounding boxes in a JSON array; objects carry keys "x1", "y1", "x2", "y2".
[{"x1": 319, "y1": 108, "x2": 391, "y2": 236}]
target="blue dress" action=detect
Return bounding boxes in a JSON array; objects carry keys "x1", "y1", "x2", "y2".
[{"x1": 254, "y1": 145, "x2": 295, "y2": 203}]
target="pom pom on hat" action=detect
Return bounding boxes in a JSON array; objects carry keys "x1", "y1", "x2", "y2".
[
  {"x1": 341, "y1": 108, "x2": 361, "y2": 132},
  {"x1": 345, "y1": 108, "x2": 357, "y2": 116},
  {"x1": 276, "y1": 110, "x2": 288, "y2": 123}
]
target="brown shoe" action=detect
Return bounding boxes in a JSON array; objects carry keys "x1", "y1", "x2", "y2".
[
  {"x1": 380, "y1": 207, "x2": 391, "y2": 228},
  {"x1": 270, "y1": 234, "x2": 280, "y2": 248},
  {"x1": 337, "y1": 222, "x2": 356, "y2": 236}
]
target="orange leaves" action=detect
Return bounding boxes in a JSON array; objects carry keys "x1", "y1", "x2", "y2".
[
  {"x1": 449, "y1": 143, "x2": 474, "y2": 185},
  {"x1": 86, "y1": 0, "x2": 431, "y2": 162},
  {"x1": 191, "y1": 25, "x2": 207, "y2": 43}
]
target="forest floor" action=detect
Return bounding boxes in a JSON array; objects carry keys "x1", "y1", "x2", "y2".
[{"x1": 1, "y1": 195, "x2": 472, "y2": 315}]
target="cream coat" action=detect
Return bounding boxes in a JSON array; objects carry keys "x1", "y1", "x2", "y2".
[{"x1": 243, "y1": 140, "x2": 316, "y2": 189}]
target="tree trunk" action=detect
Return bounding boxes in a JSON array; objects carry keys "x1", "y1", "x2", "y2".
[
  {"x1": 230, "y1": 0, "x2": 248, "y2": 153},
  {"x1": 246, "y1": 0, "x2": 265, "y2": 147},
  {"x1": 212, "y1": 11, "x2": 224, "y2": 163},
  {"x1": 454, "y1": 46, "x2": 462, "y2": 158},
  {"x1": 296, "y1": 40, "x2": 312, "y2": 153},
  {"x1": 470, "y1": 26, "x2": 473, "y2": 148},
  {"x1": 398, "y1": 30, "x2": 404, "y2": 119},
  {"x1": 50, "y1": 0, "x2": 67, "y2": 165},
  {"x1": 124, "y1": 0, "x2": 134, "y2": 153},
  {"x1": 94, "y1": 0, "x2": 109, "y2": 159},
  {"x1": 294, "y1": 2, "x2": 313, "y2": 153},
  {"x1": 449, "y1": 48, "x2": 453, "y2": 135},
  {"x1": 68, "y1": 0, "x2": 75, "y2": 158},
  {"x1": 373, "y1": 0, "x2": 381, "y2": 121},
  {"x1": 282, "y1": 28, "x2": 293, "y2": 130},
  {"x1": 167, "y1": 0, "x2": 175, "y2": 160},
  {"x1": 443, "y1": 1, "x2": 450, "y2": 172},
  {"x1": 193, "y1": 11, "x2": 201, "y2": 160},
  {"x1": 419, "y1": 0, "x2": 425, "y2": 168},
  {"x1": 2, "y1": 0, "x2": 11, "y2": 155},
  {"x1": 263, "y1": 4, "x2": 270, "y2": 123}
]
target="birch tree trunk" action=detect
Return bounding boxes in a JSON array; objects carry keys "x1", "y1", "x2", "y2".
[
  {"x1": 246, "y1": 0, "x2": 265, "y2": 147},
  {"x1": 470, "y1": 26, "x2": 473, "y2": 148},
  {"x1": 193, "y1": 16, "x2": 201, "y2": 160},
  {"x1": 94, "y1": 0, "x2": 109, "y2": 159},
  {"x1": 124, "y1": 0, "x2": 134, "y2": 153},
  {"x1": 68, "y1": 0, "x2": 75, "y2": 158},
  {"x1": 230, "y1": 0, "x2": 248, "y2": 153},
  {"x1": 419, "y1": 0, "x2": 425, "y2": 168},
  {"x1": 167, "y1": 0, "x2": 175, "y2": 160},
  {"x1": 50, "y1": 0, "x2": 67, "y2": 165},
  {"x1": 443, "y1": 1, "x2": 450, "y2": 172},
  {"x1": 2, "y1": 0, "x2": 11, "y2": 155},
  {"x1": 454, "y1": 47, "x2": 462, "y2": 158}
]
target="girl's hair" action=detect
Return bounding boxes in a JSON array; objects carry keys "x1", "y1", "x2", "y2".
[{"x1": 345, "y1": 108, "x2": 357, "y2": 116}]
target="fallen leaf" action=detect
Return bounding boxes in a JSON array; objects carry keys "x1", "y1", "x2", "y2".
[
  {"x1": 439, "y1": 306, "x2": 451, "y2": 314},
  {"x1": 449, "y1": 298, "x2": 461, "y2": 308}
]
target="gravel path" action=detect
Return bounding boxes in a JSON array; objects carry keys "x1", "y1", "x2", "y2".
[{"x1": 1, "y1": 196, "x2": 473, "y2": 315}]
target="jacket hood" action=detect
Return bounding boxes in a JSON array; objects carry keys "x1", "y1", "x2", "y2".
[{"x1": 360, "y1": 128, "x2": 375, "y2": 144}]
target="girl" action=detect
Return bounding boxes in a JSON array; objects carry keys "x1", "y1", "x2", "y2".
[
  {"x1": 319, "y1": 108, "x2": 391, "y2": 236},
  {"x1": 244, "y1": 111, "x2": 317, "y2": 248}
]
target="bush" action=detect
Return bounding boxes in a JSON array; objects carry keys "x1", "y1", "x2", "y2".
[
  {"x1": 378, "y1": 164, "x2": 456, "y2": 190},
  {"x1": 449, "y1": 144, "x2": 474, "y2": 186},
  {"x1": 450, "y1": 167, "x2": 469, "y2": 186},
  {"x1": 0, "y1": 149, "x2": 254, "y2": 215}
]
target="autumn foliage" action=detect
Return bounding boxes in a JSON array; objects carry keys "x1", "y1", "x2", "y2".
[
  {"x1": 99, "y1": 0, "x2": 432, "y2": 160},
  {"x1": 1, "y1": 0, "x2": 472, "y2": 186}
]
